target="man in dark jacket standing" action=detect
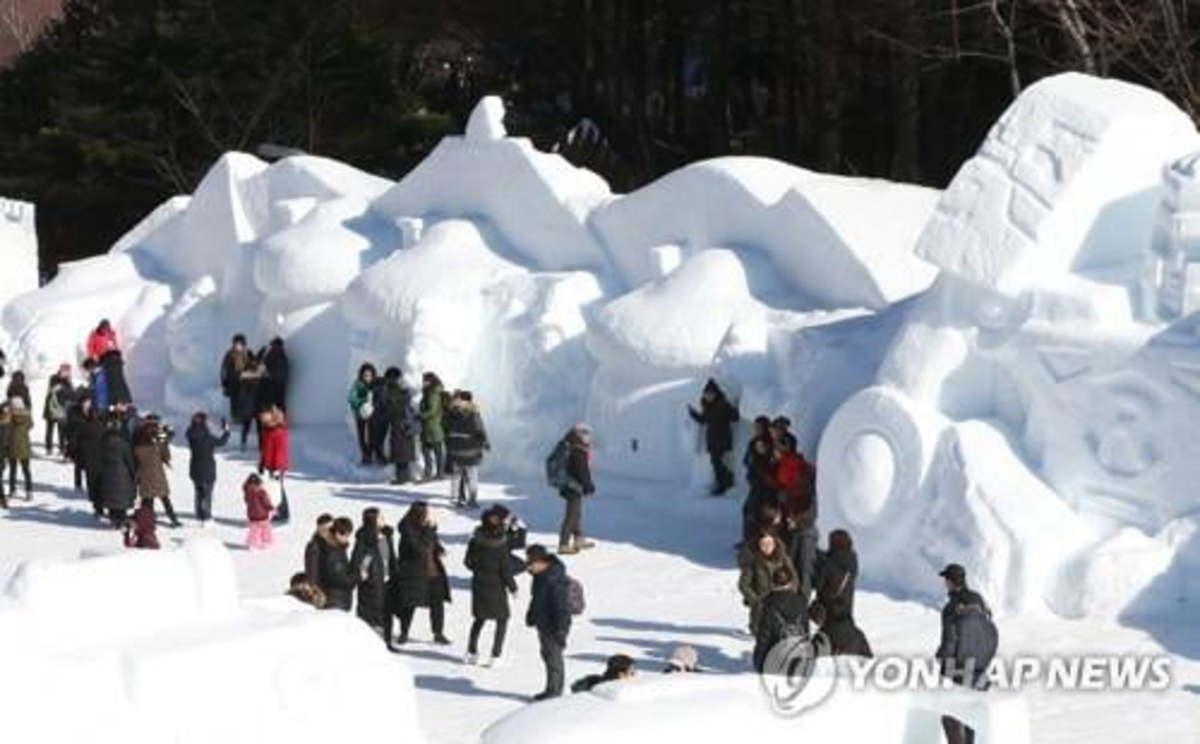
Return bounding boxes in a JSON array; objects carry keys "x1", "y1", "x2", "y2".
[
  {"x1": 320, "y1": 517, "x2": 357, "y2": 611},
  {"x1": 525, "y1": 544, "x2": 572, "y2": 701},
  {"x1": 687, "y1": 379, "x2": 739, "y2": 495},
  {"x1": 186, "y1": 412, "x2": 230, "y2": 527},
  {"x1": 935, "y1": 563, "x2": 997, "y2": 744},
  {"x1": 305, "y1": 514, "x2": 334, "y2": 586},
  {"x1": 73, "y1": 402, "x2": 105, "y2": 517},
  {"x1": 556, "y1": 425, "x2": 595, "y2": 555}
]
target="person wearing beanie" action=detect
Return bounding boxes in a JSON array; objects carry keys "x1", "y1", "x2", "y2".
[
  {"x1": 936, "y1": 563, "x2": 998, "y2": 744},
  {"x1": 525, "y1": 544, "x2": 573, "y2": 701},
  {"x1": 687, "y1": 378, "x2": 740, "y2": 495},
  {"x1": 552, "y1": 424, "x2": 596, "y2": 555},
  {"x1": 663, "y1": 644, "x2": 702, "y2": 673}
]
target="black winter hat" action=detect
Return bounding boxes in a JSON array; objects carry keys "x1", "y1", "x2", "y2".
[
  {"x1": 938, "y1": 563, "x2": 966, "y2": 583},
  {"x1": 526, "y1": 544, "x2": 550, "y2": 563}
]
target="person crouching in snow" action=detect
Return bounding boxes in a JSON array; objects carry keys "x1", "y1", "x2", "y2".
[
  {"x1": 243, "y1": 474, "x2": 274, "y2": 549},
  {"x1": 124, "y1": 497, "x2": 160, "y2": 549},
  {"x1": 571, "y1": 654, "x2": 636, "y2": 693}
]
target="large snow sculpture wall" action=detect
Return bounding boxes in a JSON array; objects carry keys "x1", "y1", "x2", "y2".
[
  {"x1": 6, "y1": 77, "x2": 1196, "y2": 620},
  {"x1": 818, "y1": 73, "x2": 1200, "y2": 618}
]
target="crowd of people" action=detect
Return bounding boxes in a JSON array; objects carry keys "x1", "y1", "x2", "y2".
[{"x1": 0, "y1": 328, "x2": 998, "y2": 733}]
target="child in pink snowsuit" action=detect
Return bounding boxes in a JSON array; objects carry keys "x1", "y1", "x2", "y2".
[{"x1": 243, "y1": 473, "x2": 274, "y2": 549}]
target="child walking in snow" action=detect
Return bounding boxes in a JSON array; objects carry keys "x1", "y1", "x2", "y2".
[{"x1": 244, "y1": 473, "x2": 274, "y2": 549}]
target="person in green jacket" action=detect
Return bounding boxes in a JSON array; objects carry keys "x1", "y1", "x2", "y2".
[
  {"x1": 348, "y1": 363, "x2": 378, "y2": 466},
  {"x1": 6, "y1": 397, "x2": 33, "y2": 500},
  {"x1": 420, "y1": 372, "x2": 446, "y2": 480}
]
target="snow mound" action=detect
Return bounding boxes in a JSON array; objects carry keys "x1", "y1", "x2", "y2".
[
  {"x1": 590, "y1": 156, "x2": 940, "y2": 308},
  {"x1": 482, "y1": 666, "x2": 1030, "y2": 743},
  {"x1": 918, "y1": 72, "x2": 1200, "y2": 292},
  {"x1": 265, "y1": 154, "x2": 394, "y2": 203},
  {"x1": 373, "y1": 99, "x2": 611, "y2": 271},
  {"x1": 254, "y1": 196, "x2": 398, "y2": 300},
  {"x1": 587, "y1": 249, "x2": 756, "y2": 372},
  {"x1": 0, "y1": 541, "x2": 426, "y2": 744}
]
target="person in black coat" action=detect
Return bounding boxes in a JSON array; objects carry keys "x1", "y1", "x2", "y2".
[
  {"x1": 392, "y1": 501, "x2": 451, "y2": 645},
  {"x1": 810, "y1": 530, "x2": 872, "y2": 658},
  {"x1": 383, "y1": 368, "x2": 419, "y2": 485},
  {"x1": 688, "y1": 378, "x2": 740, "y2": 495},
  {"x1": 753, "y1": 565, "x2": 809, "y2": 674},
  {"x1": 525, "y1": 544, "x2": 572, "y2": 701},
  {"x1": 97, "y1": 417, "x2": 137, "y2": 526},
  {"x1": 936, "y1": 563, "x2": 998, "y2": 744},
  {"x1": 260, "y1": 337, "x2": 289, "y2": 411},
  {"x1": 445, "y1": 391, "x2": 489, "y2": 508},
  {"x1": 319, "y1": 517, "x2": 357, "y2": 611},
  {"x1": 556, "y1": 425, "x2": 596, "y2": 555},
  {"x1": 351, "y1": 507, "x2": 396, "y2": 636},
  {"x1": 305, "y1": 513, "x2": 334, "y2": 585},
  {"x1": 186, "y1": 412, "x2": 230, "y2": 526},
  {"x1": 73, "y1": 401, "x2": 105, "y2": 517},
  {"x1": 464, "y1": 507, "x2": 518, "y2": 664}
]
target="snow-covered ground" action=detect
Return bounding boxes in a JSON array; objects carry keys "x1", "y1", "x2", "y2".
[{"x1": 1, "y1": 430, "x2": 1196, "y2": 743}]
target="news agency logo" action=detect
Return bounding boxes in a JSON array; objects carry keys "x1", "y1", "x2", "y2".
[
  {"x1": 759, "y1": 643, "x2": 1174, "y2": 718},
  {"x1": 758, "y1": 634, "x2": 836, "y2": 717}
]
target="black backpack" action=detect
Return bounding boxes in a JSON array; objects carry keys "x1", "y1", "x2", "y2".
[{"x1": 545, "y1": 438, "x2": 571, "y2": 491}]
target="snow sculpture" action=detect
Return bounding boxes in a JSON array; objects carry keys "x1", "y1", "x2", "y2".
[
  {"x1": 372, "y1": 98, "x2": 611, "y2": 271},
  {"x1": 466, "y1": 95, "x2": 508, "y2": 141},
  {"x1": 917, "y1": 72, "x2": 1199, "y2": 291},
  {"x1": 0, "y1": 197, "x2": 39, "y2": 309},
  {"x1": 1144, "y1": 151, "x2": 1200, "y2": 320},
  {"x1": 0, "y1": 541, "x2": 426, "y2": 744},
  {"x1": 7, "y1": 74, "x2": 1197, "y2": 621},
  {"x1": 819, "y1": 72, "x2": 1200, "y2": 616},
  {"x1": 590, "y1": 157, "x2": 940, "y2": 308}
]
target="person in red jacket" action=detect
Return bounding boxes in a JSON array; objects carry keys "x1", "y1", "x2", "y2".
[
  {"x1": 768, "y1": 432, "x2": 818, "y2": 599},
  {"x1": 86, "y1": 319, "x2": 120, "y2": 362},
  {"x1": 258, "y1": 404, "x2": 290, "y2": 476},
  {"x1": 244, "y1": 473, "x2": 275, "y2": 549}
]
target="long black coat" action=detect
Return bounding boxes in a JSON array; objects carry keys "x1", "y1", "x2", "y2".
[
  {"x1": 319, "y1": 543, "x2": 357, "y2": 611},
  {"x1": 813, "y1": 548, "x2": 869, "y2": 656},
  {"x1": 260, "y1": 345, "x2": 289, "y2": 409},
  {"x1": 74, "y1": 416, "x2": 105, "y2": 474},
  {"x1": 465, "y1": 525, "x2": 517, "y2": 620},
  {"x1": 393, "y1": 520, "x2": 450, "y2": 608},
  {"x1": 384, "y1": 381, "x2": 419, "y2": 465},
  {"x1": 753, "y1": 589, "x2": 809, "y2": 673},
  {"x1": 351, "y1": 526, "x2": 396, "y2": 627},
  {"x1": 97, "y1": 428, "x2": 136, "y2": 511},
  {"x1": 689, "y1": 392, "x2": 739, "y2": 455},
  {"x1": 186, "y1": 422, "x2": 230, "y2": 483}
]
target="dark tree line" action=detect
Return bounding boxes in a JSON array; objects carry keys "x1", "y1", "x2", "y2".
[{"x1": 1, "y1": 0, "x2": 1198, "y2": 270}]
